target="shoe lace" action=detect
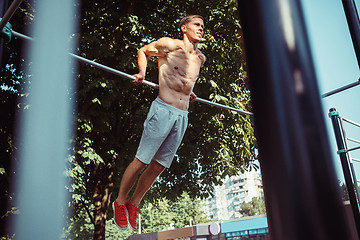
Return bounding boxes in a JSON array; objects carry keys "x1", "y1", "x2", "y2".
[{"x1": 116, "y1": 204, "x2": 126, "y2": 217}]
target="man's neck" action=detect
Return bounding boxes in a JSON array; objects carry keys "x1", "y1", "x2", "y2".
[{"x1": 182, "y1": 35, "x2": 198, "y2": 51}]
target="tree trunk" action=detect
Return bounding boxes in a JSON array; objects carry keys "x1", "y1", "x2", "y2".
[{"x1": 92, "y1": 164, "x2": 114, "y2": 240}]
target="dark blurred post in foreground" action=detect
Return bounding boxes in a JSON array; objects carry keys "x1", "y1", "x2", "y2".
[{"x1": 237, "y1": 0, "x2": 357, "y2": 239}]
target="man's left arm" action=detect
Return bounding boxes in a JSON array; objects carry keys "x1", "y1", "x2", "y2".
[
  {"x1": 190, "y1": 52, "x2": 206, "y2": 103},
  {"x1": 190, "y1": 92, "x2": 197, "y2": 103}
]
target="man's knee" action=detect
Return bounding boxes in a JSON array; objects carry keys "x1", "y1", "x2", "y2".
[
  {"x1": 131, "y1": 157, "x2": 147, "y2": 170},
  {"x1": 149, "y1": 160, "x2": 165, "y2": 174}
]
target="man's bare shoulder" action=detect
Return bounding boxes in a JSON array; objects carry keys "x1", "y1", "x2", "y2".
[
  {"x1": 156, "y1": 37, "x2": 183, "y2": 51},
  {"x1": 196, "y1": 49, "x2": 206, "y2": 64}
]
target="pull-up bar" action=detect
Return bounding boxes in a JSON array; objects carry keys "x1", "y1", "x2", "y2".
[{"x1": 11, "y1": 30, "x2": 253, "y2": 116}]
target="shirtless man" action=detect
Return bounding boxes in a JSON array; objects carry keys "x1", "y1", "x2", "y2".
[{"x1": 113, "y1": 15, "x2": 205, "y2": 230}]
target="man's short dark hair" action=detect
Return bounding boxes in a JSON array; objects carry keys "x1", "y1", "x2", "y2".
[{"x1": 179, "y1": 15, "x2": 204, "y2": 32}]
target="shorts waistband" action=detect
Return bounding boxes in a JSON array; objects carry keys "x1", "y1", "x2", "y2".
[{"x1": 154, "y1": 97, "x2": 188, "y2": 116}]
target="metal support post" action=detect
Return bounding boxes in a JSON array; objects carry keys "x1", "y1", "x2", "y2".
[
  {"x1": 339, "y1": 117, "x2": 360, "y2": 201},
  {"x1": 0, "y1": 0, "x2": 23, "y2": 32},
  {"x1": 0, "y1": 0, "x2": 10, "y2": 68},
  {"x1": 0, "y1": 2, "x2": 10, "y2": 237},
  {"x1": 329, "y1": 108, "x2": 360, "y2": 235},
  {"x1": 341, "y1": 0, "x2": 360, "y2": 69},
  {"x1": 237, "y1": 0, "x2": 355, "y2": 239}
]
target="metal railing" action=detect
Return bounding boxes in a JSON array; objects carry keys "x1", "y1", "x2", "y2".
[{"x1": 329, "y1": 108, "x2": 360, "y2": 233}]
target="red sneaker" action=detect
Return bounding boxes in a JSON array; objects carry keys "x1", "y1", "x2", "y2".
[
  {"x1": 113, "y1": 201, "x2": 128, "y2": 229},
  {"x1": 125, "y1": 199, "x2": 141, "y2": 230}
]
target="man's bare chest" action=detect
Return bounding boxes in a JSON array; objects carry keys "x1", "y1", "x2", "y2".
[{"x1": 166, "y1": 49, "x2": 202, "y2": 72}]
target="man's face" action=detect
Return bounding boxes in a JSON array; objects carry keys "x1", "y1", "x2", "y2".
[{"x1": 183, "y1": 18, "x2": 204, "y2": 43}]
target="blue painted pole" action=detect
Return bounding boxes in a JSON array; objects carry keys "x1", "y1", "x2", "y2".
[{"x1": 14, "y1": 1, "x2": 78, "y2": 239}]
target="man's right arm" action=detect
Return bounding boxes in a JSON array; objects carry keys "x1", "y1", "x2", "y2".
[
  {"x1": 132, "y1": 37, "x2": 177, "y2": 84},
  {"x1": 131, "y1": 46, "x2": 151, "y2": 84}
]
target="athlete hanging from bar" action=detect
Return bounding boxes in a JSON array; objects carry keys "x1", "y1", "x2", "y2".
[{"x1": 112, "y1": 15, "x2": 206, "y2": 230}]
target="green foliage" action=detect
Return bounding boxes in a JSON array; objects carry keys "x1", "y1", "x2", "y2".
[
  {"x1": 105, "y1": 220, "x2": 134, "y2": 240},
  {"x1": 2, "y1": 0, "x2": 257, "y2": 238},
  {"x1": 339, "y1": 182, "x2": 349, "y2": 202},
  {"x1": 141, "y1": 198, "x2": 175, "y2": 233},
  {"x1": 0, "y1": 1, "x2": 33, "y2": 237},
  {"x1": 141, "y1": 192, "x2": 209, "y2": 233},
  {"x1": 170, "y1": 192, "x2": 210, "y2": 229},
  {"x1": 239, "y1": 197, "x2": 266, "y2": 217},
  {"x1": 63, "y1": 210, "x2": 133, "y2": 240},
  {"x1": 63, "y1": 208, "x2": 94, "y2": 239},
  {"x1": 63, "y1": 192, "x2": 207, "y2": 239},
  {"x1": 68, "y1": 1, "x2": 257, "y2": 238}
]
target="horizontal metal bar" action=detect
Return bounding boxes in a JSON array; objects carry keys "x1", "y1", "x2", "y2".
[
  {"x1": 195, "y1": 97, "x2": 253, "y2": 115},
  {"x1": 321, "y1": 78, "x2": 360, "y2": 98},
  {"x1": 341, "y1": 117, "x2": 360, "y2": 128},
  {"x1": 69, "y1": 53, "x2": 159, "y2": 89},
  {"x1": 0, "y1": 0, "x2": 23, "y2": 32},
  {"x1": 72, "y1": 53, "x2": 253, "y2": 115},
  {"x1": 11, "y1": 30, "x2": 33, "y2": 41},
  {"x1": 12, "y1": 30, "x2": 254, "y2": 116},
  {"x1": 347, "y1": 137, "x2": 360, "y2": 144},
  {"x1": 347, "y1": 145, "x2": 360, "y2": 152}
]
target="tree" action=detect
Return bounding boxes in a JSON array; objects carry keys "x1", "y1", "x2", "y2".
[
  {"x1": 140, "y1": 198, "x2": 175, "y2": 233},
  {"x1": 66, "y1": 0, "x2": 257, "y2": 238},
  {"x1": 239, "y1": 197, "x2": 266, "y2": 217},
  {"x1": 64, "y1": 191, "x2": 208, "y2": 240},
  {"x1": 171, "y1": 192, "x2": 209, "y2": 229},
  {"x1": 2, "y1": 0, "x2": 257, "y2": 239},
  {"x1": 140, "y1": 192, "x2": 209, "y2": 234}
]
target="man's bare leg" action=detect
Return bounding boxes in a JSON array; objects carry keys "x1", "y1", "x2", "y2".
[
  {"x1": 130, "y1": 160, "x2": 165, "y2": 207},
  {"x1": 116, "y1": 157, "x2": 146, "y2": 205}
]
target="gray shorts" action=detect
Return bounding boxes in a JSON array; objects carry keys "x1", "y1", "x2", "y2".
[{"x1": 135, "y1": 97, "x2": 188, "y2": 168}]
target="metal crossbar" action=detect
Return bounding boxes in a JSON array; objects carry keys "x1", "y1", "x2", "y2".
[
  {"x1": 333, "y1": 111, "x2": 360, "y2": 215},
  {"x1": 0, "y1": 0, "x2": 23, "y2": 31},
  {"x1": 339, "y1": 118, "x2": 360, "y2": 153},
  {"x1": 348, "y1": 137, "x2": 360, "y2": 144},
  {"x1": 347, "y1": 146, "x2": 360, "y2": 153},
  {"x1": 340, "y1": 117, "x2": 360, "y2": 153},
  {"x1": 321, "y1": 78, "x2": 360, "y2": 98},
  {"x1": 341, "y1": 117, "x2": 360, "y2": 128},
  {"x1": 11, "y1": 30, "x2": 33, "y2": 41},
  {"x1": 11, "y1": 30, "x2": 253, "y2": 116}
]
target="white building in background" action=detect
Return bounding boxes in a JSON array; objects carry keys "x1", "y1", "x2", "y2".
[{"x1": 202, "y1": 168, "x2": 263, "y2": 221}]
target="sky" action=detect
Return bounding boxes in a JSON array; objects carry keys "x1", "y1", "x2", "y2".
[{"x1": 300, "y1": 0, "x2": 360, "y2": 183}]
